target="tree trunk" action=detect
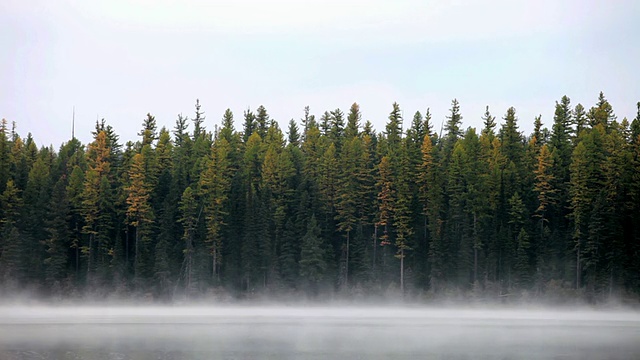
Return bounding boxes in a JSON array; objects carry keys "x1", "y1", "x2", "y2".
[
  {"x1": 134, "y1": 227, "x2": 139, "y2": 280},
  {"x1": 576, "y1": 241, "x2": 581, "y2": 289},
  {"x1": 87, "y1": 233, "x2": 93, "y2": 276},
  {"x1": 345, "y1": 230, "x2": 350, "y2": 288},
  {"x1": 473, "y1": 212, "x2": 478, "y2": 284},
  {"x1": 186, "y1": 233, "x2": 193, "y2": 293},
  {"x1": 212, "y1": 247, "x2": 219, "y2": 282},
  {"x1": 400, "y1": 248, "x2": 404, "y2": 294},
  {"x1": 125, "y1": 227, "x2": 129, "y2": 267},
  {"x1": 373, "y1": 224, "x2": 377, "y2": 274}
]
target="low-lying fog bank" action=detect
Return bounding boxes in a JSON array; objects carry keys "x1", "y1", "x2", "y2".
[{"x1": 2, "y1": 305, "x2": 640, "y2": 323}]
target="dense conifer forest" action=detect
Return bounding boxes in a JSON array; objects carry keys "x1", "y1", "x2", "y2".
[{"x1": 1, "y1": 93, "x2": 639, "y2": 303}]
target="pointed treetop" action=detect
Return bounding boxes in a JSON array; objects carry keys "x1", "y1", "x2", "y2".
[
  {"x1": 445, "y1": 99, "x2": 463, "y2": 143},
  {"x1": 410, "y1": 111, "x2": 423, "y2": 138},
  {"x1": 481, "y1": 105, "x2": 496, "y2": 138},
  {"x1": 139, "y1": 113, "x2": 157, "y2": 147},
  {"x1": 256, "y1": 105, "x2": 270, "y2": 138},
  {"x1": 530, "y1": 115, "x2": 543, "y2": 144},
  {"x1": 242, "y1": 107, "x2": 256, "y2": 143},
  {"x1": 385, "y1": 102, "x2": 403, "y2": 147},
  {"x1": 345, "y1": 102, "x2": 361, "y2": 139},
  {"x1": 193, "y1": 99, "x2": 206, "y2": 138},
  {"x1": 424, "y1": 108, "x2": 433, "y2": 138},
  {"x1": 287, "y1": 119, "x2": 300, "y2": 147}
]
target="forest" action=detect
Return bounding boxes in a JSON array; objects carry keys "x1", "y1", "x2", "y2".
[{"x1": 0, "y1": 92, "x2": 639, "y2": 303}]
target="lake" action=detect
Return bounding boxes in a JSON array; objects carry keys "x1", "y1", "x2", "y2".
[{"x1": 0, "y1": 306, "x2": 639, "y2": 359}]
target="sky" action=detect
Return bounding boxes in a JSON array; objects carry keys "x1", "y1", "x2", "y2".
[{"x1": 1, "y1": 0, "x2": 639, "y2": 147}]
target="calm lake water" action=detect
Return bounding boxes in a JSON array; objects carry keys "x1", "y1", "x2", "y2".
[{"x1": 0, "y1": 306, "x2": 639, "y2": 359}]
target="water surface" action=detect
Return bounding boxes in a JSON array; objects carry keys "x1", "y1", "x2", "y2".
[{"x1": 0, "y1": 306, "x2": 638, "y2": 359}]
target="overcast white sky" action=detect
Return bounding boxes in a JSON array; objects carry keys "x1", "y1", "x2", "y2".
[{"x1": 1, "y1": 0, "x2": 639, "y2": 147}]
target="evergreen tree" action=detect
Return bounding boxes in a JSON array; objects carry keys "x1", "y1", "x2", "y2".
[
  {"x1": 139, "y1": 113, "x2": 158, "y2": 147},
  {"x1": 44, "y1": 177, "x2": 71, "y2": 287},
  {"x1": 199, "y1": 138, "x2": 232, "y2": 281},
  {"x1": 178, "y1": 186, "x2": 197, "y2": 294},
  {"x1": 385, "y1": 103, "x2": 403, "y2": 155},
  {"x1": 345, "y1": 103, "x2": 361, "y2": 139},
  {"x1": 0, "y1": 119, "x2": 10, "y2": 194},
  {"x1": 125, "y1": 152, "x2": 154, "y2": 283},
  {"x1": 481, "y1": 105, "x2": 496, "y2": 140},
  {"x1": 0, "y1": 180, "x2": 24, "y2": 282},
  {"x1": 444, "y1": 99, "x2": 463, "y2": 152},
  {"x1": 243, "y1": 108, "x2": 256, "y2": 143},
  {"x1": 256, "y1": 105, "x2": 270, "y2": 139},
  {"x1": 299, "y1": 215, "x2": 326, "y2": 293},
  {"x1": 588, "y1": 92, "x2": 615, "y2": 129},
  {"x1": 192, "y1": 99, "x2": 206, "y2": 139},
  {"x1": 287, "y1": 119, "x2": 300, "y2": 147},
  {"x1": 82, "y1": 131, "x2": 114, "y2": 281}
]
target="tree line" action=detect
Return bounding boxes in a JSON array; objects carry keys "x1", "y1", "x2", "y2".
[{"x1": 1, "y1": 93, "x2": 639, "y2": 302}]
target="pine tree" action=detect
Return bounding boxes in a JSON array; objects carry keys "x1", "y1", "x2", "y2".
[
  {"x1": 139, "y1": 113, "x2": 158, "y2": 147},
  {"x1": 299, "y1": 215, "x2": 326, "y2": 292},
  {"x1": 385, "y1": 103, "x2": 403, "y2": 155},
  {"x1": 125, "y1": 153, "x2": 154, "y2": 282},
  {"x1": 82, "y1": 131, "x2": 114, "y2": 281},
  {"x1": 199, "y1": 138, "x2": 232, "y2": 281},
  {"x1": 444, "y1": 99, "x2": 463, "y2": 153},
  {"x1": 23, "y1": 155, "x2": 52, "y2": 282},
  {"x1": 0, "y1": 180, "x2": 24, "y2": 282},
  {"x1": 192, "y1": 99, "x2": 206, "y2": 139},
  {"x1": 515, "y1": 228, "x2": 531, "y2": 288},
  {"x1": 588, "y1": 92, "x2": 615, "y2": 129},
  {"x1": 256, "y1": 105, "x2": 270, "y2": 139},
  {"x1": 550, "y1": 96, "x2": 573, "y2": 205},
  {"x1": 573, "y1": 103, "x2": 587, "y2": 143},
  {"x1": 178, "y1": 186, "x2": 197, "y2": 294},
  {"x1": 394, "y1": 141, "x2": 414, "y2": 293},
  {"x1": 320, "y1": 111, "x2": 331, "y2": 136},
  {"x1": 375, "y1": 155, "x2": 395, "y2": 284},
  {"x1": 44, "y1": 177, "x2": 71, "y2": 287},
  {"x1": 242, "y1": 108, "x2": 256, "y2": 143},
  {"x1": 0, "y1": 119, "x2": 10, "y2": 195},
  {"x1": 507, "y1": 192, "x2": 527, "y2": 288},
  {"x1": 287, "y1": 119, "x2": 300, "y2": 147},
  {"x1": 533, "y1": 144, "x2": 556, "y2": 235},
  {"x1": 345, "y1": 103, "x2": 361, "y2": 139},
  {"x1": 335, "y1": 138, "x2": 359, "y2": 287},
  {"x1": 570, "y1": 125, "x2": 606, "y2": 292},
  {"x1": 330, "y1": 108, "x2": 345, "y2": 148},
  {"x1": 481, "y1": 106, "x2": 496, "y2": 140}
]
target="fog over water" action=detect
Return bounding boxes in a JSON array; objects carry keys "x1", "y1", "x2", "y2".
[{"x1": 0, "y1": 306, "x2": 639, "y2": 359}]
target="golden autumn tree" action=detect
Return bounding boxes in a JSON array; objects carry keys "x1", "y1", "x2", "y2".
[
  {"x1": 125, "y1": 152, "x2": 154, "y2": 281},
  {"x1": 82, "y1": 131, "x2": 112, "y2": 278}
]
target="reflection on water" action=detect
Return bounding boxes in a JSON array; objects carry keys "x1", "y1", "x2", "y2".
[{"x1": 1, "y1": 306, "x2": 639, "y2": 359}]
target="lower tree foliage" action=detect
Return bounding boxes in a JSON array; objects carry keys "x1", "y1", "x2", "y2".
[{"x1": 0, "y1": 94, "x2": 639, "y2": 303}]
